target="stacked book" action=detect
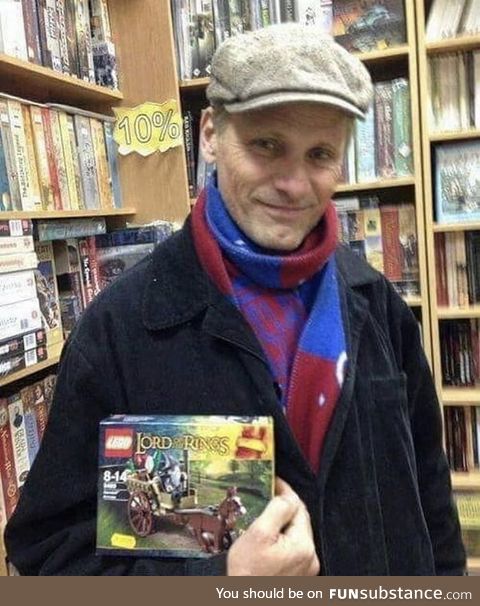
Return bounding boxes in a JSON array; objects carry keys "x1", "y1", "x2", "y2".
[
  {"x1": 0, "y1": 95, "x2": 122, "y2": 213},
  {"x1": 171, "y1": 1, "x2": 407, "y2": 80},
  {"x1": 0, "y1": 0, "x2": 118, "y2": 89},
  {"x1": 444, "y1": 406, "x2": 480, "y2": 473},
  {"x1": 440, "y1": 319, "x2": 480, "y2": 387},
  {"x1": 0, "y1": 373, "x2": 57, "y2": 536},
  {"x1": 426, "y1": 0, "x2": 480, "y2": 41},
  {"x1": 435, "y1": 231, "x2": 480, "y2": 308},
  {"x1": 334, "y1": 195, "x2": 419, "y2": 297},
  {"x1": 341, "y1": 78, "x2": 413, "y2": 184},
  {"x1": 428, "y1": 51, "x2": 480, "y2": 132}
]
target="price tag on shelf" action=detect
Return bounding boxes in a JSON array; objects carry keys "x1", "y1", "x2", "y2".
[{"x1": 113, "y1": 100, "x2": 183, "y2": 156}]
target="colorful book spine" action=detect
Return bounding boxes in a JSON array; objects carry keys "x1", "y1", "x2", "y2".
[
  {"x1": 20, "y1": 386, "x2": 41, "y2": 467},
  {"x1": 41, "y1": 108, "x2": 62, "y2": 210},
  {"x1": 354, "y1": 105, "x2": 376, "y2": 182},
  {"x1": 7, "y1": 394, "x2": 30, "y2": 488},
  {"x1": 103, "y1": 120, "x2": 122, "y2": 208},
  {"x1": 64, "y1": 0, "x2": 80, "y2": 76},
  {"x1": 56, "y1": 0, "x2": 71, "y2": 74},
  {"x1": 0, "y1": 121, "x2": 11, "y2": 211},
  {"x1": 0, "y1": 99, "x2": 21, "y2": 210},
  {"x1": 49, "y1": 110, "x2": 71, "y2": 210},
  {"x1": 0, "y1": 398, "x2": 19, "y2": 520},
  {"x1": 44, "y1": 0, "x2": 63, "y2": 71},
  {"x1": 21, "y1": 0, "x2": 42, "y2": 63},
  {"x1": 0, "y1": 269, "x2": 37, "y2": 307},
  {"x1": 374, "y1": 81, "x2": 395, "y2": 179},
  {"x1": 58, "y1": 111, "x2": 80, "y2": 210},
  {"x1": 392, "y1": 78, "x2": 413, "y2": 177},
  {"x1": 29, "y1": 105, "x2": 55, "y2": 211},
  {"x1": 34, "y1": 240, "x2": 64, "y2": 347},
  {"x1": 74, "y1": 114, "x2": 100, "y2": 209},
  {"x1": 0, "y1": 297, "x2": 42, "y2": 341},
  {"x1": 21, "y1": 104, "x2": 43, "y2": 210},
  {"x1": 90, "y1": 118, "x2": 113, "y2": 208},
  {"x1": 78, "y1": 237, "x2": 95, "y2": 304}
]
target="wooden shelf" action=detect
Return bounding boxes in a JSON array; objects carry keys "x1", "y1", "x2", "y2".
[
  {"x1": 442, "y1": 388, "x2": 480, "y2": 405},
  {"x1": 179, "y1": 77, "x2": 210, "y2": 90},
  {"x1": 403, "y1": 295, "x2": 423, "y2": 307},
  {"x1": 0, "y1": 53, "x2": 123, "y2": 109},
  {"x1": 0, "y1": 208, "x2": 136, "y2": 220},
  {"x1": 429, "y1": 129, "x2": 480, "y2": 142},
  {"x1": 354, "y1": 44, "x2": 410, "y2": 64},
  {"x1": 433, "y1": 222, "x2": 480, "y2": 233},
  {"x1": 437, "y1": 306, "x2": 480, "y2": 319},
  {"x1": 336, "y1": 176, "x2": 415, "y2": 193},
  {"x1": 426, "y1": 35, "x2": 480, "y2": 54},
  {"x1": 452, "y1": 473, "x2": 480, "y2": 490},
  {"x1": 0, "y1": 352, "x2": 61, "y2": 388}
]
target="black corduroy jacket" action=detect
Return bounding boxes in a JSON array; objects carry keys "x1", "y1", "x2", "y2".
[{"x1": 5, "y1": 221, "x2": 466, "y2": 575}]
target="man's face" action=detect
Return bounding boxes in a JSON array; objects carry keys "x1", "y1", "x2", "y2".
[{"x1": 201, "y1": 103, "x2": 349, "y2": 251}]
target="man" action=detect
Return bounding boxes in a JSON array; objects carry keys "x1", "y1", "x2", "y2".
[{"x1": 5, "y1": 24, "x2": 465, "y2": 576}]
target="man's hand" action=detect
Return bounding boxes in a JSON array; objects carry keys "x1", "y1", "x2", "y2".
[{"x1": 227, "y1": 477, "x2": 320, "y2": 576}]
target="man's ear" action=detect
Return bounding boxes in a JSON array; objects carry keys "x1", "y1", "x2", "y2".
[{"x1": 200, "y1": 106, "x2": 217, "y2": 163}]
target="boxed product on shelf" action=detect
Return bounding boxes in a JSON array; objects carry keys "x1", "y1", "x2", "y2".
[
  {"x1": 454, "y1": 490, "x2": 480, "y2": 559},
  {"x1": 97, "y1": 415, "x2": 274, "y2": 558}
]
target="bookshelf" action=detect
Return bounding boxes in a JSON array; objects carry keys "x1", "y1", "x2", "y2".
[
  {"x1": 0, "y1": 352, "x2": 62, "y2": 389},
  {"x1": 417, "y1": 0, "x2": 480, "y2": 574}
]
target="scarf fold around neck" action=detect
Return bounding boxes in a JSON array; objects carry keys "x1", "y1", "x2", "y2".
[{"x1": 191, "y1": 183, "x2": 347, "y2": 472}]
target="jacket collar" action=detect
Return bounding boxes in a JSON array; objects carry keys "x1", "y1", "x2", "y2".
[{"x1": 142, "y1": 220, "x2": 381, "y2": 331}]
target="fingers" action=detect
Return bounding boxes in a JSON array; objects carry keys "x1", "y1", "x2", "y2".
[{"x1": 249, "y1": 491, "x2": 300, "y2": 539}]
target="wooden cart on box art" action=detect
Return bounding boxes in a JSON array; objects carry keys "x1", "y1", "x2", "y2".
[{"x1": 125, "y1": 452, "x2": 246, "y2": 553}]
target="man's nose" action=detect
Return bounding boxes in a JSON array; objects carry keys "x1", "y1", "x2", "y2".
[{"x1": 273, "y1": 162, "x2": 313, "y2": 202}]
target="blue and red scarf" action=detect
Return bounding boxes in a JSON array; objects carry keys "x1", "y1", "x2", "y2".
[{"x1": 191, "y1": 183, "x2": 347, "y2": 472}]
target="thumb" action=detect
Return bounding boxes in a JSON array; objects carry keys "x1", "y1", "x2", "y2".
[{"x1": 250, "y1": 490, "x2": 300, "y2": 538}]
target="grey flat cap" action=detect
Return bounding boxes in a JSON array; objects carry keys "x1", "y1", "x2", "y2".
[{"x1": 207, "y1": 23, "x2": 373, "y2": 119}]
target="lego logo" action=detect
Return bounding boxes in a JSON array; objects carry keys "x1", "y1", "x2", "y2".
[
  {"x1": 104, "y1": 428, "x2": 134, "y2": 457},
  {"x1": 106, "y1": 436, "x2": 132, "y2": 450}
]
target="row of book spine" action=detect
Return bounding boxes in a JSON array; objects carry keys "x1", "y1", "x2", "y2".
[
  {"x1": 428, "y1": 51, "x2": 480, "y2": 133},
  {"x1": 444, "y1": 405, "x2": 480, "y2": 473},
  {"x1": 440, "y1": 319, "x2": 480, "y2": 387},
  {"x1": 426, "y1": 0, "x2": 480, "y2": 41},
  {"x1": 0, "y1": 373, "x2": 57, "y2": 536},
  {"x1": 341, "y1": 78, "x2": 413, "y2": 185},
  {"x1": 172, "y1": 1, "x2": 407, "y2": 80},
  {"x1": 334, "y1": 195, "x2": 419, "y2": 297},
  {"x1": 435, "y1": 231, "x2": 480, "y2": 308},
  {"x1": 0, "y1": 94, "x2": 122, "y2": 213},
  {"x1": 0, "y1": 1, "x2": 118, "y2": 89}
]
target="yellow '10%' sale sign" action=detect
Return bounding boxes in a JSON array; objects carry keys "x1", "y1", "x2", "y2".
[{"x1": 113, "y1": 100, "x2": 183, "y2": 156}]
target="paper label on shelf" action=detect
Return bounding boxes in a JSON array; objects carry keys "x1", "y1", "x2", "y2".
[{"x1": 113, "y1": 101, "x2": 183, "y2": 156}]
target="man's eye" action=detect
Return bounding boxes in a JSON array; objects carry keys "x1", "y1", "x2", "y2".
[
  {"x1": 251, "y1": 139, "x2": 280, "y2": 154},
  {"x1": 309, "y1": 148, "x2": 334, "y2": 162}
]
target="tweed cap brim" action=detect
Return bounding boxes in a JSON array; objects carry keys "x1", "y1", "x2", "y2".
[
  {"x1": 207, "y1": 23, "x2": 373, "y2": 120},
  {"x1": 223, "y1": 91, "x2": 366, "y2": 119}
]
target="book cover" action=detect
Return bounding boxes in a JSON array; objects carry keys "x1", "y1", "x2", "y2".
[
  {"x1": 92, "y1": 40, "x2": 119, "y2": 89},
  {"x1": 332, "y1": 0, "x2": 406, "y2": 53},
  {"x1": 20, "y1": 385, "x2": 41, "y2": 467},
  {"x1": 97, "y1": 415, "x2": 274, "y2": 557},
  {"x1": 435, "y1": 141, "x2": 480, "y2": 224},
  {"x1": 42, "y1": 374, "x2": 57, "y2": 413},
  {"x1": 374, "y1": 81, "x2": 395, "y2": 179},
  {"x1": 398, "y1": 204, "x2": 419, "y2": 296},
  {"x1": 96, "y1": 242, "x2": 155, "y2": 289},
  {"x1": 34, "y1": 240, "x2": 64, "y2": 347},
  {"x1": 295, "y1": 1, "x2": 332, "y2": 31},
  {"x1": 0, "y1": 99, "x2": 21, "y2": 210}
]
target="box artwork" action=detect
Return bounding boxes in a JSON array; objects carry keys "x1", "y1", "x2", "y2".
[{"x1": 97, "y1": 415, "x2": 274, "y2": 558}]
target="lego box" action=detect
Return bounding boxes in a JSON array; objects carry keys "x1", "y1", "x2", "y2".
[{"x1": 97, "y1": 415, "x2": 274, "y2": 558}]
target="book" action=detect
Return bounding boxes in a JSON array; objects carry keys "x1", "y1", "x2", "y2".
[
  {"x1": 29, "y1": 105, "x2": 55, "y2": 211},
  {"x1": 0, "y1": 234, "x2": 34, "y2": 255},
  {"x1": 40, "y1": 108, "x2": 62, "y2": 210},
  {"x1": 36, "y1": 217, "x2": 106, "y2": 241},
  {"x1": 0, "y1": 344, "x2": 48, "y2": 380},
  {"x1": 0, "y1": 119, "x2": 11, "y2": 211},
  {"x1": 103, "y1": 120, "x2": 122, "y2": 208},
  {"x1": 0, "y1": 218, "x2": 33, "y2": 237},
  {"x1": 92, "y1": 40, "x2": 119, "y2": 89},
  {"x1": 434, "y1": 141, "x2": 480, "y2": 224},
  {"x1": 0, "y1": 398, "x2": 19, "y2": 520},
  {"x1": 7, "y1": 393, "x2": 30, "y2": 488},
  {"x1": 89, "y1": 0, "x2": 113, "y2": 42},
  {"x1": 454, "y1": 490, "x2": 480, "y2": 558},
  {"x1": 21, "y1": 0, "x2": 41, "y2": 64},
  {"x1": 90, "y1": 118, "x2": 113, "y2": 209},
  {"x1": 74, "y1": 114, "x2": 100, "y2": 210},
  {"x1": 0, "y1": 0, "x2": 28, "y2": 60},
  {"x1": 20, "y1": 384, "x2": 42, "y2": 467},
  {"x1": 96, "y1": 414, "x2": 274, "y2": 557},
  {"x1": 34, "y1": 241, "x2": 64, "y2": 347},
  {"x1": 0, "y1": 251, "x2": 38, "y2": 274},
  {"x1": 0, "y1": 297, "x2": 42, "y2": 342},
  {"x1": 0, "y1": 328, "x2": 46, "y2": 361},
  {"x1": 0, "y1": 99, "x2": 21, "y2": 210},
  {"x1": 332, "y1": 0, "x2": 406, "y2": 53},
  {"x1": 96, "y1": 242, "x2": 155, "y2": 289},
  {"x1": 58, "y1": 111, "x2": 81, "y2": 210},
  {"x1": 0, "y1": 269, "x2": 37, "y2": 307}
]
